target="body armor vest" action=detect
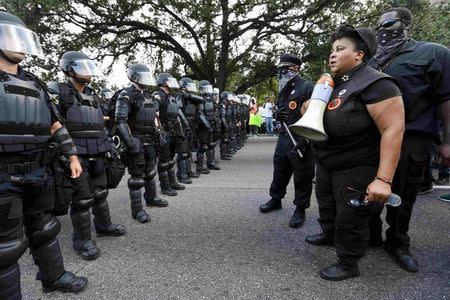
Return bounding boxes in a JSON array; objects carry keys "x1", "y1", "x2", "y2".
[
  {"x1": 0, "y1": 72, "x2": 51, "y2": 151},
  {"x1": 59, "y1": 83, "x2": 109, "y2": 155},
  {"x1": 156, "y1": 90, "x2": 179, "y2": 126},
  {"x1": 59, "y1": 84, "x2": 105, "y2": 137},
  {"x1": 204, "y1": 98, "x2": 215, "y2": 121},
  {"x1": 129, "y1": 88, "x2": 157, "y2": 134},
  {"x1": 314, "y1": 64, "x2": 396, "y2": 169}
]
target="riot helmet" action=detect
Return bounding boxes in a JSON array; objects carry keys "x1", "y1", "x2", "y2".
[
  {"x1": 100, "y1": 88, "x2": 114, "y2": 100},
  {"x1": 213, "y1": 87, "x2": 220, "y2": 103},
  {"x1": 199, "y1": 80, "x2": 213, "y2": 95},
  {"x1": 127, "y1": 63, "x2": 157, "y2": 88},
  {"x1": 59, "y1": 51, "x2": 98, "y2": 85},
  {"x1": 46, "y1": 81, "x2": 59, "y2": 95},
  {"x1": 0, "y1": 10, "x2": 44, "y2": 63},
  {"x1": 179, "y1": 77, "x2": 199, "y2": 94},
  {"x1": 156, "y1": 72, "x2": 180, "y2": 89},
  {"x1": 220, "y1": 91, "x2": 235, "y2": 102}
]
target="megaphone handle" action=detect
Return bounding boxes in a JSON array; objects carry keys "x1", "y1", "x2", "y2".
[{"x1": 282, "y1": 122, "x2": 303, "y2": 158}]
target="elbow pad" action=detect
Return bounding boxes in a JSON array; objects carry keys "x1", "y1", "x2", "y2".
[
  {"x1": 53, "y1": 127, "x2": 78, "y2": 157},
  {"x1": 115, "y1": 94, "x2": 130, "y2": 122}
]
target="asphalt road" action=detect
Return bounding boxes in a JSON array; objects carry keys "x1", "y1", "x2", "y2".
[{"x1": 21, "y1": 135, "x2": 450, "y2": 299}]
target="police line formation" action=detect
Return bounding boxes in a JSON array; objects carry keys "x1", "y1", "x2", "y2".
[{"x1": 1, "y1": 5, "x2": 450, "y2": 299}]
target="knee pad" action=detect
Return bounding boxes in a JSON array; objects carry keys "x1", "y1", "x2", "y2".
[
  {"x1": 168, "y1": 159, "x2": 176, "y2": 169},
  {"x1": 94, "y1": 188, "x2": 108, "y2": 200},
  {"x1": 198, "y1": 144, "x2": 208, "y2": 153},
  {"x1": 0, "y1": 238, "x2": 28, "y2": 268},
  {"x1": 29, "y1": 216, "x2": 61, "y2": 248},
  {"x1": 180, "y1": 152, "x2": 190, "y2": 159},
  {"x1": 158, "y1": 161, "x2": 171, "y2": 172},
  {"x1": 144, "y1": 168, "x2": 157, "y2": 181},
  {"x1": 71, "y1": 197, "x2": 94, "y2": 209},
  {"x1": 128, "y1": 177, "x2": 145, "y2": 189}
]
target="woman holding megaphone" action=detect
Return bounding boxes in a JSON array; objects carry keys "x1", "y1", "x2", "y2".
[{"x1": 300, "y1": 24, "x2": 405, "y2": 281}]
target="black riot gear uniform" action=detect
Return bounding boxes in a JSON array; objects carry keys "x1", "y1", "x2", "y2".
[
  {"x1": 197, "y1": 80, "x2": 218, "y2": 172},
  {"x1": 259, "y1": 53, "x2": 315, "y2": 229},
  {"x1": 0, "y1": 11, "x2": 87, "y2": 298},
  {"x1": 153, "y1": 74, "x2": 186, "y2": 196},
  {"x1": 219, "y1": 92, "x2": 232, "y2": 160},
  {"x1": 175, "y1": 77, "x2": 204, "y2": 182},
  {"x1": 56, "y1": 78, "x2": 126, "y2": 260},
  {"x1": 113, "y1": 70, "x2": 168, "y2": 223}
]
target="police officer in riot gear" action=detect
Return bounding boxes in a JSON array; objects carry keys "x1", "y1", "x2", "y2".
[
  {"x1": 219, "y1": 91, "x2": 233, "y2": 160},
  {"x1": 57, "y1": 51, "x2": 126, "y2": 260},
  {"x1": 154, "y1": 73, "x2": 186, "y2": 196},
  {"x1": 259, "y1": 53, "x2": 315, "y2": 229},
  {"x1": 177, "y1": 77, "x2": 204, "y2": 181},
  {"x1": 113, "y1": 63, "x2": 168, "y2": 224},
  {"x1": 100, "y1": 87, "x2": 114, "y2": 115},
  {"x1": 0, "y1": 10, "x2": 87, "y2": 298},
  {"x1": 199, "y1": 80, "x2": 221, "y2": 170}
]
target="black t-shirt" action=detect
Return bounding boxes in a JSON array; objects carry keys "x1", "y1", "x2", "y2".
[{"x1": 360, "y1": 78, "x2": 402, "y2": 104}]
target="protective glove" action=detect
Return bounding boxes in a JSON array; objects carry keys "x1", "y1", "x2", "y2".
[{"x1": 274, "y1": 107, "x2": 289, "y2": 122}]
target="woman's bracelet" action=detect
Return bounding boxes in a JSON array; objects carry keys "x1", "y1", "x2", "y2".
[{"x1": 374, "y1": 176, "x2": 392, "y2": 186}]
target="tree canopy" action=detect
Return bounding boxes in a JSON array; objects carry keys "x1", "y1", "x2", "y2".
[{"x1": 3, "y1": 0, "x2": 448, "y2": 101}]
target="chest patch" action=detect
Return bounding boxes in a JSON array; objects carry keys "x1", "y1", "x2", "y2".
[
  {"x1": 338, "y1": 89, "x2": 347, "y2": 96},
  {"x1": 327, "y1": 98, "x2": 342, "y2": 110},
  {"x1": 288, "y1": 100, "x2": 297, "y2": 110}
]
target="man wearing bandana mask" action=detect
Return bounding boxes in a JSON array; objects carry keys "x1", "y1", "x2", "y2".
[
  {"x1": 259, "y1": 53, "x2": 315, "y2": 229},
  {"x1": 369, "y1": 7, "x2": 450, "y2": 273}
]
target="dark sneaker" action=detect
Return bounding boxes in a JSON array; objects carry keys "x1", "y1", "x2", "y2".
[
  {"x1": 320, "y1": 263, "x2": 359, "y2": 281},
  {"x1": 438, "y1": 193, "x2": 450, "y2": 202}
]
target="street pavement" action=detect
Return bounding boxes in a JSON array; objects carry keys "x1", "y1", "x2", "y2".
[{"x1": 21, "y1": 135, "x2": 450, "y2": 299}]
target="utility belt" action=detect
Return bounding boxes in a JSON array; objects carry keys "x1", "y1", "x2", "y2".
[
  {"x1": 0, "y1": 142, "x2": 49, "y2": 153},
  {"x1": 0, "y1": 152, "x2": 46, "y2": 184},
  {"x1": 69, "y1": 130, "x2": 105, "y2": 138}
]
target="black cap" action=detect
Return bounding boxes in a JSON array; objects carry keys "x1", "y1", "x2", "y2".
[
  {"x1": 355, "y1": 27, "x2": 377, "y2": 59},
  {"x1": 277, "y1": 53, "x2": 302, "y2": 68}
]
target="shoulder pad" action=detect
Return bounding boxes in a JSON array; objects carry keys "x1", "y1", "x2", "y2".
[{"x1": 119, "y1": 89, "x2": 130, "y2": 100}]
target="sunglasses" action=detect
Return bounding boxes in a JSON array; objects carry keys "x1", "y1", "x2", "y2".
[
  {"x1": 345, "y1": 186, "x2": 369, "y2": 207},
  {"x1": 376, "y1": 18, "x2": 404, "y2": 31}
]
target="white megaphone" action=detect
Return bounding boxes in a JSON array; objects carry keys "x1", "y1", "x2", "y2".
[{"x1": 289, "y1": 73, "x2": 334, "y2": 142}]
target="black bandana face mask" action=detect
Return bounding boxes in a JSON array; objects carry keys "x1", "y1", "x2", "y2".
[
  {"x1": 372, "y1": 26, "x2": 408, "y2": 69},
  {"x1": 277, "y1": 67, "x2": 298, "y2": 92}
]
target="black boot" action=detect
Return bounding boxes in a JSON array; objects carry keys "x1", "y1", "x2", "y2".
[
  {"x1": 289, "y1": 207, "x2": 306, "y2": 228},
  {"x1": 259, "y1": 198, "x2": 282, "y2": 213},
  {"x1": 33, "y1": 238, "x2": 87, "y2": 293},
  {"x1": 93, "y1": 195, "x2": 126, "y2": 236},
  {"x1": 176, "y1": 159, "x2": 192, "y2": 184},
  {"x1": 385, "y1": 245, "x2": 419, "y2": 272},
  {"x1": 207, "y1": 149, "x2": 221, "y2": 170},
  {"x1": 129, "y1": 187, "x2": 151, "y2": 223},
  {"x1": 186, "y1": 159, "x2": 200, "y2": 178},
  {"x1": 320, "y1": 262, "x2": 360, "y2": 281},
  {"x1": 305, "y1": 232, "x2": 334, "y2": 246},
  {"x1": 144, "y1": 179, "x2": 169, "y2": 207},
  {"x1": 159, "y1": 171, "x2": 178, "y2": 196},
  {"x1": 169, "y1": 168, "x2": 186, "y2": 190},
  {"x1": 0, "y1": 264, "x2": 22, "y2": 299},
  {"x1": 196, "y1": 152, "x2": 210, "y2": 174},
  {"x1": 42, "y1": 271, "x2": 88, "y2": 294},
  {"x1": 70, "y1": 207, "x2": 100, "y2": 260}
]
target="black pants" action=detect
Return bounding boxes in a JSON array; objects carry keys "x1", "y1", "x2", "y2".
[
  {"x1": 269, "y1": 134, "x2": 314, "y2": 210},
  {"x1": 316, "y1": 163, "x2": 382, "y2": 265},
  {"x1": 0, "y1": 162, "x2": 65, "y2": 299},
  {"x1": 369, "y1": 133, "x2": 432, "y2": 249}
]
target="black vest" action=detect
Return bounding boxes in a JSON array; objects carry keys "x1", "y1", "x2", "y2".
[
  {"x1": 314, "y1": 64, "x2": 396, "y2": 170},
  {"x1": 0, "y1": 71, "x2": 51, "y2": 152},
  {"x1": 126, "y1": 86, "x2": 158, "y2": 134},
  {"x1": 204, "y1": 96, "x2": 215, "y2": 121},
  {"x1": 154, "y1": 89, "x2": 179, "y2": 126},
  {"x1": 59, "y1": 82, "x2": 109, "y2": 155}
]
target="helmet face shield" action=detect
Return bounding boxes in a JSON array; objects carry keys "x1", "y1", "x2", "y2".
[
  {"x1": 102, "y1": 91, "x2": 114, "y2": 99},
  {"x1": 166, "y1": 77, "x2": 180, "y2": 89},
  {"x1": 185, "y1": 82, "x2": 198, "y2": 93},
  {"x1": 200, "y1": 84, "x2": 213, "y2": 95},
  {"x1": 0, "y1": 24, "x2": 43, "y2": 57},
  {"x1": 72, "y1": 59, "x2": 99, "y2": 76},
  {"x1": 133, "y1": 72, "x2": 157, "y2": 87}
]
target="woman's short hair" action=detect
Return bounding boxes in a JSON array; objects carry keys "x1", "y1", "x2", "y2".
[{"x1": 330, "y1": 24, "x2": 371, "y2": 62}]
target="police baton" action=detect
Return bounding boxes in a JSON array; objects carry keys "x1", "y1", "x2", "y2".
[{"x1": 282, "y1": 122, "x2": 303, "y2": 158}]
